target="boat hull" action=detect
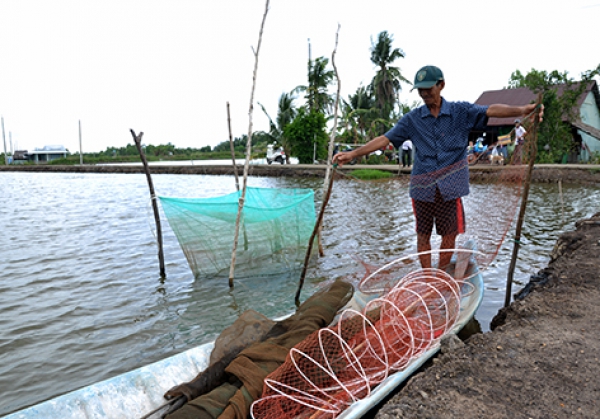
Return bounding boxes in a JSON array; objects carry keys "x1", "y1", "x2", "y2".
[{"x1": 4, "y1": 263, "x2": 483, "y2": 419}]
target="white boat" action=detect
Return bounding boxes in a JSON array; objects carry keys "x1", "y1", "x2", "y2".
[{"x1": 3, "y1": 249, "x2": 483, "y2": 419}]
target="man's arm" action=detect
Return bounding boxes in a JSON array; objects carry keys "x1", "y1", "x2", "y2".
[
  {"x1": 487, "y1": 103, "x2": 539, "y2": 119},
  {"x1": 332, "y1": 135, "x2": 391, "y2": 166}
]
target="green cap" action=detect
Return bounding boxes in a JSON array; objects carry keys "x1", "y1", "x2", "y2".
[{"x1": 412, "y1": 65, "x2": 444, "y2": 90}]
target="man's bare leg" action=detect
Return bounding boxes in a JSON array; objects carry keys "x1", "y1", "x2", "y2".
[
  {"x1": 439, "y1": 234, "x2": 457, "y2": 272},
  {"x1": 417, "y1": 233, "x2": 432, "y2": 269}
]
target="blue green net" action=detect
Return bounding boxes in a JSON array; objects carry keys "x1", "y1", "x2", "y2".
[{"x1": 159, "y1": 187, "x2": 316, "y2": 279}]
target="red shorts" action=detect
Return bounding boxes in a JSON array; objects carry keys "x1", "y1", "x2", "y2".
[{"x1": 412, "y1": 188, "x2": 465, "y2": 236}]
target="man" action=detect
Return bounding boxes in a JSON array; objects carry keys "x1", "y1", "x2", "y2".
[
  {"x1": 401, "y1": 139, "x2": 413, "y2": 167},
  {"x1": 333, "y1": 65, "x2": 541, "y2": 271},
  {"x1": 512, "y1": 119, "x2": 527, "y2": 165}
]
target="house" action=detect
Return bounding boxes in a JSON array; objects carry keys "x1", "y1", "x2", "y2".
[
  {"x1": 12, "y1": 150, "x2": 30, "y2": 164},
  {"x1": 473, "y1": 80, "x2": 600, "y2": 163},
  {"x1": 27, "y1": 145, "x2": 69, "y2": 163}
]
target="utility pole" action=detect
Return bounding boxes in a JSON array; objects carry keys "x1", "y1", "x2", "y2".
[
  {"x1": 2, "y1": 117, "x2": 7, "y2": 165},
  {"x1": 308, "y1": 38, "x2": 317, "y2": 164},
  {"x1": 79, "y1": 120, "x2": 83, "y2": 165}
]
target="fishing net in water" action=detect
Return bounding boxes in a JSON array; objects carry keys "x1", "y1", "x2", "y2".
[
  {"x1": 250, "y1": 268, "x2": 469, "y2": 419},
  {"x1": 159, "y1": 187, "x2": 316, "y2": 279}
]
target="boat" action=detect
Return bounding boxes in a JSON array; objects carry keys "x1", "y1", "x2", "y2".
[{"x1": 2, "y1": 246, "x2": 483, "y2": 419}]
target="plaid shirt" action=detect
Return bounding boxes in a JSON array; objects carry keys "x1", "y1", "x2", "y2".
[{"x1": 385, "y1": 98, "x2": 488, "y2": 202}]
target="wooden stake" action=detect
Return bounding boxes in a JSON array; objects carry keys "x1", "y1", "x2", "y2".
[
  {"x1": 227, "y1": 102, "x2": 249, "y2": 251},
  {"x1": 504, "y1": 94, "x2": 542, "y2": 307},
  {"x1": 228, "y1": 0, "x2": 270, "y2": 288},
  {"x1": 558, "y1": 179, "x2": 564, "y2": 225},
  {"x1": 296, "y1": 24, "x2": 341, "y2": 305},
  {"x1": 130, "y1": 129, "x2": 166, "y2": 278},
  {"x1": 296, "y1": 165, "x2": 336, "y2": 305}
]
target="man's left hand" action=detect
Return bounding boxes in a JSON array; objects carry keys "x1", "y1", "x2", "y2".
[{"x1": 524, "y1": 103, "x2": 544, "y2": 123}]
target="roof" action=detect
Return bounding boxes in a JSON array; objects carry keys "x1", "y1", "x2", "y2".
[
  {"x1": 475, "y1": 80, "x2": 599, "y2": 126},
  {"x1": 475, "y1": 87, "x2": 536, "y2": 126},
  {"x1": 13, "y1": 150, "x2": 29, "y2": 159},
  {"x1": 572, "y1": 120, "x2": 600, "y2": 141},
  {"x1": 28, "y1": 149, "x2": 68, "y2": 155}
]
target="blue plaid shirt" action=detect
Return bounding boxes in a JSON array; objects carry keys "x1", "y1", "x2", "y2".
[{"x1": 386, "y1": 98, "x2": 488, "y2": 202}]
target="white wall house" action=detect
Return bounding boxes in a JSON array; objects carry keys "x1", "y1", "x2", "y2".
[{"x1": 27, "y1": 145, "x2": 69, "y2": 163}]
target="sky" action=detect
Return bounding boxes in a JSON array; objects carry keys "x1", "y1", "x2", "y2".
[{"x1": 0, "y1": 0, "x2": 599, "y2": 154}]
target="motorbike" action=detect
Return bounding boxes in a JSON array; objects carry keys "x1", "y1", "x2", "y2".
[{"x1": 266, "y1": 145, "x2": 286, "y2": 165}]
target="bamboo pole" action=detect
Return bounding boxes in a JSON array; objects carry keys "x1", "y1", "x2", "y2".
[
  {"x1": 317, "y1": 25, "x2": 342, "y2": 258},
  {"x1": 226, "y1": 102, "x2": 240, "y2": 191},
  {"x1": 558, "y1": 179, "x2": 564, "y2": 225},
  {"x1": 504, "y1": 94, "x2": 543, "y2": 307},
  {"x1": 296, "y1": 25, "x2": 341, "y2": 305},
  {"x1": 296, "y1": 165, "x2": 336, "y2": 305},
  {"x1": 227, "y1": 102, "x2": 249, "y2": 251},
  {"x1": 130, "y1": 129, "x2": 166, "y2": 278},
  {"x1": 228, "y1": 0, "x2": 270, "y2": 288}
]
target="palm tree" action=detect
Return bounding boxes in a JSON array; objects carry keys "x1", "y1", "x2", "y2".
[
  {"x1": 259, "y1": 92, "x2": 297, "y2": 163},
  {"x1": 294, "y1": 56, "x2": 335, "y2": 115},
  {"x1": 341, "y1": 85, "x2": 378, "y2": 143},
  {"x1": 370, "y1": 31, "x2": 410, "y2": 123}
]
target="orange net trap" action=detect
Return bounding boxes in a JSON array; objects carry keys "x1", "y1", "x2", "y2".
[{"x1": 251, "y1": 268, "x2": 469, "y2": 419}]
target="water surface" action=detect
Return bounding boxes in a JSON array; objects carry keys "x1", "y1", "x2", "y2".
[{"x1": 0, "y1": 172, "x2": 597, "y2": 416}]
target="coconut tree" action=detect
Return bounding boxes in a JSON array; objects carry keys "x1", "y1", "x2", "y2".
[
  {"x1": 340, "y1": 85, "x2": 378, "y2": 143},
  {"x1": 370, "y1": 31, "x2": 410, "y2": 124},
  {"x1": 294, "y1": 56, "x2": 335, "y2": 116},
  {"x1": 259, "y1": 92, "x2": 297, "y2": 163}
]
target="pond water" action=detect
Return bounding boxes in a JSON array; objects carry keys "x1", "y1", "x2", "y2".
[{"x1": 0, "y1": 171, "x2": 598, "y2": 416}]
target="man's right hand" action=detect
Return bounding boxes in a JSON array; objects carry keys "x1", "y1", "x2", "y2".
[{"x1": 332, "y1": 151, "x2": 355, "y2": 167}]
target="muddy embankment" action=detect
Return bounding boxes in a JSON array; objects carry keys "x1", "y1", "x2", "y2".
[
  {"x1": 374, "y1": 211, "x2": 600, "y2": 419},
  {"x1": 2, "y1": 163, "x2": 600, "y2": 185}
]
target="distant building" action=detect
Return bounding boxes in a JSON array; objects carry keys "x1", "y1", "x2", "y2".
[
  {"x1": 26, "y1": 145, "x2": 69, "y2": 163},
  {"x1": 474, "y1": 80, "x2": 600, "y2": 163},
  {"x1": 12, "y1": 150, "x2": 30, "y2": 164}
]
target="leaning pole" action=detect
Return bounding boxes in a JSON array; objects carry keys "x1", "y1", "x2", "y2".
[{"x1": 130, "y1": 129, "x2": 166, "y2": 279}]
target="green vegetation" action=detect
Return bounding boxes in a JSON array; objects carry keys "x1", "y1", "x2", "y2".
[
  {"x1": 349, "y1": 169, "x2": 394, "y2": 180},
  {"x1": 284, "y1": 108, "x2": 328, "y2": 164},
  {"x1": 253, "y1": 31, "x2": 414, "y2": 164},
  {"x1": 47, "y1": 150, "x2": 250, "y2": 165}
]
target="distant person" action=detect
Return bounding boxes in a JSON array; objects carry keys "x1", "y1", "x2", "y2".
[
  {"x1": 333, "y1": 65, "x2": 542, "y2": 271},
  {"x1": 474, "y1": 137, "x2": 486, "y2": 154},
  {"x1": 498, "y1": 138, "x2": 509, "y2": 161},
  {"x1": 512, "y1": 119, "x2": 527, "y2": 165},
  {"x1": 401, "y1": 139, "x2": 413, "y2": 167}
]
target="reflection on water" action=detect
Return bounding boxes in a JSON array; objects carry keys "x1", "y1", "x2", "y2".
[{"x1": 0, "y1": 172, "x2": 598, "y2": 415}]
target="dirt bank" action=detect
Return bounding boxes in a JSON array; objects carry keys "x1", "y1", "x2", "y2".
[
  {"x1": 2, "y1": 163, "x2": 600, "y2": 184},
  {"x1": 375, "y1": 211, "x2": 600, "y2": 419}
]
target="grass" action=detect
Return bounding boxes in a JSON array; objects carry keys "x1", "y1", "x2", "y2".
[{"x1": 349, "y1": 169, "x2": 395, "y2": 180}]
